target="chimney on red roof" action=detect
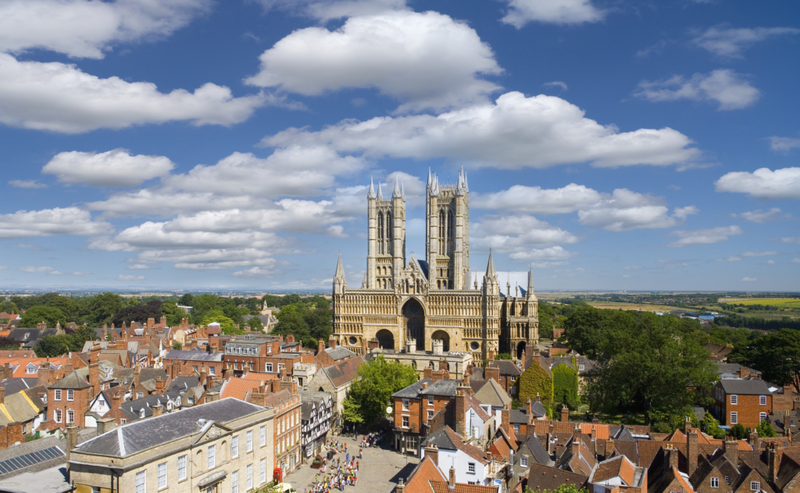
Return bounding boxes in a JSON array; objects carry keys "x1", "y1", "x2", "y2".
[
  {"x1": 689, "y1": 430, "x2": 699, "y2": 475},
  {"x1": 573, "y1": 422, "x2": 581, "y2": 442},
  {"x1": 3, "y1": 363, "x2": 12, "y2": 380},
  {"x1": 425, "y1": 445, "x2": 438, "y2": 466},
  {"x1": 224, "y1": 368, "x2": 233, "y2": 381},
  {"x1": 448, "y1": 466, "x2": 456, "y2": 488},
  {"x1": 88, "y1": 357, "x2": 100, "y2": 396},
  {"x1": 199, "y1": 367, "x2": 207, "y2": 386},
  {"x1": 159, "y1": 316, "x2": 166, "y2": 328},
  {"x1": 38, "y1": 361, "x2": 51, "y2": 387},
  {"x1": 112, "y1": 389, "x2": 122, "y2": 410},
  {"x1": 561, "y1": 405, "x2": 569, "y2": 423},
  {"x1": 328, "y1": 335, "x2": 337, "y2": 350},
  {"x1": 526, "y1": 399, "x2": 533, "y2": 421},
  {"x1": 501, "y1": 407, "x2": 511, "y2": 436},
  {"x1": 723, "y1": 436, "x2": 737, "y2": 469},
  {"x1": 318, "y1": 338, "x2": 325, "y2": 355},
  {"x1": 155, "y1": 376, "x2": 164, "y2": 394},
  {"x1": 749, "y1": 430, "x2": 760, "y2": 451},
  {"x1": 484, "y1": 364, "x2": 500, "y2": 383}
]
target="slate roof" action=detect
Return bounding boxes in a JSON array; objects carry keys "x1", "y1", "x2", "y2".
[
  {"x1": 322, "y1": 356, "x2": 364, "y2": 388},
  {"x1": 74, "y1": 398, "x2": 266, "y2": 457},
  {"x1": 494, "y1": 360, "x2": 521, "y2": 377},
  {"x1": 49, "y1": 371, "x2": 92, "y2": 390},
  {"x1": 419, "y1": 379, "x2": 460, "y2": 397},
  {"x1": 0, "y1": 378, "x2": 39, "y2": 396},
  {"x1": 324, "y1": 346, "x2": 357, "y2": 362},
  {"x1": 164, "y1": 349, "x2": 223, "y2": 362},
  {"x1": 119, "y1": 390, "x2": 184, "y2": 421},
  {"x1": 719, "y1": 379, "x2": 771, "y2": 395},
  {"x1": 393, "y1": 378, "x2": 432, "y2": 398},
  {"x1": 523, "y1": 433, "x2": 552, "y2": 465},
  {"x1": 526, "y1": 463, "x2": 588, "y2": 492}
]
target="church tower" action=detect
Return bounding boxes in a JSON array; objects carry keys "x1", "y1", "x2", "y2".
[
  {"x1": 426, "y1": 168, "x2": 469, "y2": 290},
  {"x1": 366, "y1": 176, "x2": 406, "y2": 289}
]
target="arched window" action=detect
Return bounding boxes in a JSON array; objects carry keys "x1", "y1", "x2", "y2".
[
  {"x1": 439, "y1": 210, "x2": 446, "y2": 254},
  {"x1": 377, "y1": 212, "x2": 384, "y2": 254},
  {"x1": 447, "y1": 210, "x2": 454, "y2": 253}
]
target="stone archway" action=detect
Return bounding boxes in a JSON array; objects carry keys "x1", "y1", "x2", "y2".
[
  {"x1": 431, "y1": 330, "x2": 450, "y2": 352},
  {"x1": 402, "y1": 298, "x2": 425, "y2": 351},
  {"x1": 376, "y1": 329, "x2": 395, "y2": 350},
  {"x1": 516, "y1": 341, "x2": 526, "y2": 360}
]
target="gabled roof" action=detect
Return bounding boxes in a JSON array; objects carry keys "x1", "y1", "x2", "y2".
[
  {"x1": 220, "y1": 378, "x2": 260, "y2": 401},
  {"x1": 325, "y1": 346, "x2": 356, "y2": 362},
  {"x1": 591, "y1": 454, "x2": 639, "y2": 486},
  {"x1": 322, "y1": 356, "x2": 364, "y2": 388},
  {"x1": 74, "y1": 398, "x2": 265, "y2": 457},
  {"x1": 168, "y1": 376, "x2": 201, "y2": 391},
  {"x1": 719, "y1": 379, "x2": 771, "y2": 395},
  {"x1": 403, "y1": 454, "x2": 445, "y2": 492},
  {"x1": 49, "y1": 371, "x2": 91, "y2": 390},
  {"x1": 425, "y1": 426, "x2": 488, "y2": 465},
  {"x1": 523, "y1": 433, "x2": 552, "y2": 465},
  {"x1": 493, "y1": 360, "x2": 521, "y2": 377},
  {"x1": 262, "y1": 389, "x2": 295, "y2": 408},
  {"x1": 473, "y1": 378, "x2": 511, "y2": 408},
  {"x1": 527, "y1": 463, "x2": 588, "y2": 492},
  {"x1": 164, "y1": 349, "x2": 223, "y2": 362}
]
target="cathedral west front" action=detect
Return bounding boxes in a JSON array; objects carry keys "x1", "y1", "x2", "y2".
[{"x1": 331, "y1": 169, "x2": 539, "y2": 362}]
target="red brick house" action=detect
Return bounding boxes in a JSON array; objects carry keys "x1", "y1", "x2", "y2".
[{"x1": 713, "y1": 380, "x2": 773, "y2": 428}]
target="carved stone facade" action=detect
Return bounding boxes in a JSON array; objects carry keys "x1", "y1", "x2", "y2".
[{"x1": 332, "y1": 170, "x2": 539, "y2": 362}]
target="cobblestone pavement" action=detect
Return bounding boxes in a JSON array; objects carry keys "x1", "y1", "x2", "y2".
[{"x1": 285, "y1": 433, "x2": 420, "y2": 493}]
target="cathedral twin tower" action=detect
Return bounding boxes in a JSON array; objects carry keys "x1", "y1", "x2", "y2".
[{"x1": 332, "y1": 169, "x2": 539, "y2": 362}]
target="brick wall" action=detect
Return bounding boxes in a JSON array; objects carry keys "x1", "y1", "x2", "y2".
[
  {"x1": 719, "y1": 393, "x2": 772, "y2": 428},
  {"x1": 48, "y1": 387, "x2": 92, "y2": 429},
  {"x1": 0, "y1": 423, "x2": 23, "y2": 449}
]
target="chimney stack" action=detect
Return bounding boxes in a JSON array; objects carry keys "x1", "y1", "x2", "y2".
[
  {"x1": 3, "y1": 363, "x2": 12, "y2": 380},
  {"x1": 152, "y1": 402, "x2": 163, "y2": 417},
  {"x1": 88, "y1": 357, "x2": 101, "y2": 396},
  {"x1": 224, "y1": 368, "x2": 233, "y2": 381},
  {"x1": 65, "y1": 426, "x2": 79, "y2": 463},
  {"x1": 484, "y1": 365, "x2": 500, "y2": 383},
  {"x1": 561, "y1": 406, "x2": 570, "y2": 423},
  {"x1": 0, "y1": 385, "x2": 5, "y2": 405},
  {"x1": 37, "y1": 362, "x2": 51, "y2": 387},
  {"x1": 155, "y1": 376, "x2": 164, "y2": 394},
  {"x1": 455, "y1": 390, "x2": 467, "y2": 436},
  {"x1": 425, "y1": 445, "x2": 439, "y2": 466},
  {"x1": 723, "y1": 437, "x2": 738, "y2": 468},
  {"x1": 328, "y1": 335, "x2": 337, "y2": 350},
  {"x1": 668, "y1": 446, "x2": 678, "y2": 469},
  {"x1": 749, "y1": 430, "x2": 760, "y2": 451},
  {"x1": 318, "y1": 338, "x2": 325, "y2": 355},
  {"x1": 97, "y1": 417, "x2": 116, "y2": 435},
  {"x1": 448, "y1": 466, "x2": 456, "y2": 489}
]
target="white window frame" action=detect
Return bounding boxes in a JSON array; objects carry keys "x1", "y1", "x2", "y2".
[
  {"x1": 246, "y1": 464, "x2": 253, "y2": 489},
  {"x1": 760, "y1": 395, "x2": 767, "y2": 406},
  {"x1": 67, "y1": 389, "x2": 74, "y2": 401},
  {"x1": 209, "y1": 366, "x2": 215, "y2": 376},
  {"x1": 760, "y1": 412, "x2": 767, "y2": 422},
  {"x1": 232, "y1": 470, "x2": 239, "y2": 493},
  {"x1": 260, "y1": 458, "x2": 267, "y2": 484},
  {"x1": 730, "y1": 394, "x2": 738, "y2": 405},
  {"x1": 402, "y1": 416, "x2": 409, "y2": 428},
  {"x1": 266, "y1": 363, "x2": 273, "y2": 372},
  {"x1": 428, "y1": 410, "x2": 434, "y2": 420},
  {"x1": 711, "y1": 477, "x2": 719, "y2": 488},
  {"x1": 208, "y1": 444, "x2": 216, "y2": 469},
  {"x1": 158, "y1": 462, "x2": 167, "y2": 490},
  {"x1": 178, "y1": 455, "x2": 187, "y2": 481},
  {"x1": 67, "y1": 409, "x2": 74, "y2": 424},
  {"x1": 730, "y1": 412, "x2": 738, "y2": 425},
  {"x1": 260, "y1": 425, "x2": 266, "y2": 447},
  {"x1": 54, "y1": 389, "x2": 61, "y2": 401},
  {"x1": 428, "y1": 396, "x2": 434, "y2": 406},
  {"x1": 402, "y1": 399, "x2": 409, "y2": 411},
  {"x1": 136, "y1": 470, "x2": 146, "y2": 493},
  {"x1": 247, "y1": 430, "x2": 253, "y2": 452},
  {"x1": 55, "y1": 409, "x2": 62, "y2": 423},
  {"x1": 232, "y1": 435, "x2": 239, "y2": 459},
  {"x1": 468, "y1": 462, "x2": 476, "y2": 474},
  {"x1": 521, "y1": 457, "x2": 529, "y2": 468}
]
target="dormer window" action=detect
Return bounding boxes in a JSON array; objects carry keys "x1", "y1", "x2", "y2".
[
  {"x1": 26, "y1": 363, "x2": 36, "y2": 374},
  {"x1": 140, "y1": 408, "x2": 146, "y2": 418}
]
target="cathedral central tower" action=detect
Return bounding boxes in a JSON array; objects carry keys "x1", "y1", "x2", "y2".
[{"x1": 426, "y1": 168, "x2": 469, "y2": 290}]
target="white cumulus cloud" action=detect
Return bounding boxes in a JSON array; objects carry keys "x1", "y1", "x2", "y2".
[
  {"x1": 634, "y1": 69, "x2": 760, "y2": 110},
  {"x1": 665, "y1": 225, "x2": 743, "y2": 248},
  {"x1": 716, "y1": 167, "x2": 800, "y2": 199},
  {"x1": 245, "y1": 11, "x2": 503, "y2": 113},
  {"x1": 471, "y1": 215, "x2": 579, "y2": 261},
  {"x1": 43, "y1": 149, "x2": 175, "y2": 187},
  {"x1": 0, "y1": 54, "x2": 267, "y2": 133},
  {"x1": 253, "y1": 0, "x2": 407, "y2": 21},
  {"x1": 0, "y1": 0, "x2": 211, "y2": 59},
  {"x1": 508, "y1": 246, "x2": 579, "y2": 262},
  {"x1": 692, "y1": 25, "x2": 800, "y2": 58},
  {"x1": 577, "y1": 190, "x2": 697, "y2": 232},
  {"x1": 716, "y1": 256, "x2": 742, "y2": 262},
  {"x1": 499, "y1": 0, "x2": 605, "y2": 27},
  {"x1": 736, "y1": 208, "x2": 789, "y2": 223},
  {"x1": 265, "y1": 91, "x2": 700, "y2": 169},
  {"x1": 8, "y1": 180, "x2": 47, "y2": 189},
  {"x1": 473, "y1": 184, "x2": 602, "y2": 214},
  {"x1": 0, "y1": 207, "x2": 111, "y2": 238},
  {"x1": 769, "y1": 136, "x2": 800, "y2": 153}
]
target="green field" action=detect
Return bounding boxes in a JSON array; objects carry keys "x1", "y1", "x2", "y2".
[{"x1": 727, "y1": 298, "x2": 800, "y2": 308}]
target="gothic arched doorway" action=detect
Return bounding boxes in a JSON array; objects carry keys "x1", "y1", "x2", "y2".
[
  {"x1": 402, "y1": 298, "x2": 425, "y2": 351},
  {"x1": 516, "y1": 341, "x2": 526, "y2": 360},
  {"x1": 376, "y1": 329, "x2": 395, "y2": 350},
  {"x1": 431, "y1": 330, "x2": 450, "y2": 352}
]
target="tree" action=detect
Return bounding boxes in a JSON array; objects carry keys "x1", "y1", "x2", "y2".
[
  {"x1": 581, "y1": 311, "x2": 716, "y2": 418},
  {"x1": 247, "y1": 317, "x2": 264, "y2": 331},
  {"x1": 160, "y1": 302, "x2": 184, "y2": 326},
  {"x1": 0, "y1": 337, "x2": 19, "y2": 350},
  {"x1": 730, "y1": 329, "x2": 800, "y2": 392},
  {"x1": 19, "y1": 305, "x2": 66, "y2": 327},
  {"x1": 71, "y1": 325, "x2": 98, "y2": 349},
  {"x1": 757, "y1": 419, "x2": 778, "y2": 438},
  {"x1": 0, "y1": 300, "x2": 19, "y2": 314},
  {"x1": 201, "y1": 309, "x2": 238, "y2": 335},
  {"x1": 702, "y1": 411, "x2": 726, "y2": 439},
  {"x1": 173, "y1": 341, "x2": 183, "y2": 350},
  {"x1": 111, "y1": 300, "x2": 162, "y2": 327},
  {"x1": 552, "y1": 363, "x2": 579, "y2": 409},
  {"x1": 273, "y1": 306, "x2": 310, "y2": 339},
  {"x1": 342, "y1": 355, "x2": 418, "y2": 425},
  {"x1": 728, "y1": 424, "x2": 748, "y2": 439},
  {"x1": 34, "y1": 334, "x2": 72, "y2": 357},
  {"x1": 177, "y1": 293, "x2": 194, "y2": 306},
  {"x1": 87, "y1": 292, "x2": 124, "y2": 325}
]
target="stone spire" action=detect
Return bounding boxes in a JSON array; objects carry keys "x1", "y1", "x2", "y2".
[
  {"x1": 393, "y1": 175, "x2": 403, "y2": 199},
  {"x1": 333, "y1": 254, "x2": 346, "y2": 294},
  {"x1": 456, "y1": 166, "x2": 466, "y2": 196},
  {"x1": 527, "y1": 266, "x2": 535, "y2": 296},
  {"x1": 464, "y1": 170, "x2": 469, "y2": 191},
  {"x1": 486, "y1": 249, "x2": 496, "y2": 278},
  {"x1": 368, "y1": 176, "x2": 376, "y2": 199},
  {"x1": 429, "y1": 173, "x2": 439, "y2": 197},
  {"x1": 401, "y1": 180, "x2": 406, "y2": 200},
  {"x1": 427, "y1": 167, "x2": 432, "y2": 190},
  {"x1": 377, "y1": 180, "x2": 383, "y2": 201}
]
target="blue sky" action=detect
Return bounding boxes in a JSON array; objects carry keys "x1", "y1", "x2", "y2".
[{"x1": 1, "y1": 0, "x2": 799, "y2": 292}]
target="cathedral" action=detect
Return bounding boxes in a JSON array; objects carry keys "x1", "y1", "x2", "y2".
[{"x1": 331, "y1": 169, "x2": 539, "y2": 362}]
